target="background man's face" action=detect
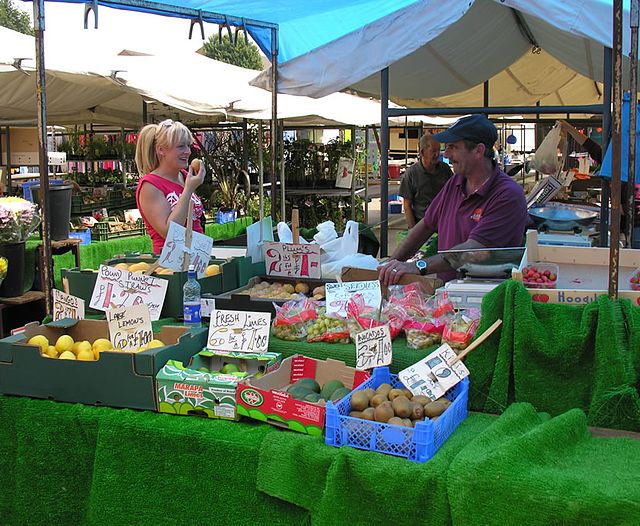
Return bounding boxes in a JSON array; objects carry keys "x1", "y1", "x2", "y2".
[{"x1": 420, "y1": 141, "x2": 441, "y2": 169}]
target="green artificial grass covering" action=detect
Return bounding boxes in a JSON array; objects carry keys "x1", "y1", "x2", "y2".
[
  {"x1": 2, "y1": 396, "x2": 640, "y2": 525},
  {"x1": 470, "y1": 280, "x2": 640, "y2": 431}
]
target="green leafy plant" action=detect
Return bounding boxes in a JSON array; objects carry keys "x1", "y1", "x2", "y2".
[{"x1": 201, "y1": 34, "x2": 263, "y2": 70}]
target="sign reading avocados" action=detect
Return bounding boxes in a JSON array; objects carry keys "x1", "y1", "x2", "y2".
[{"x1": 355, "y1": 325, "x2": 392, "y2": 370}]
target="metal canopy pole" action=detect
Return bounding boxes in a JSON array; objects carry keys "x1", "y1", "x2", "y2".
[
  {"x1": 33, "y1": 0, "x2": 53, "y2": 313},
  {"x1": 609, "y1": 0, "x2": 623, "y2": 298},
  {"x1": 279, "y1": 119, "x2": 285, "y2": 222},
  {"x1": 380, "y1": 67, "x2": 390, "y2": 257},
  {"x1": 270, "y1": 27, "x2": 278, "y2": 221},
  {"x1": 364, "y1": 126, "x2": 369, "y2": 224},
  {"x1": 5, "y1": 127, "x2": 11, "y2": 195},
  {"x1": 241, "y1": 118, "x2": 249, "y2": 174},
  {"x1": 627, "y1": 0, "x2": 639, "y2": 247},
  {"x1": 388, "y1": 105, "x2": 603, "y2": 117},
  {"x1": 351, "y1": 126, "x2": 357, "y2": 220},
  {"x1": 602, "y1": 48, "x2": 613, "y2": 247},
  {"x1": 258, "y1": 121, "x2": 264, "y2": 228}
]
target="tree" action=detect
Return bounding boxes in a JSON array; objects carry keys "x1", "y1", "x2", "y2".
[
  {"x1": 0, "y1": 0, "x2": 33, "y2": 35},
  {"x1": 202, "y1": 34, "x2": 263, "y2": 70}
]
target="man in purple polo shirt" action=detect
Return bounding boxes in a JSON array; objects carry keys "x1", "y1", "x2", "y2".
[{"x1": 379, "y1": 114, "x2": 528, "y2": 285}]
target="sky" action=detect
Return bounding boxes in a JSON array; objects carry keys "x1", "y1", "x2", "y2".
[{"x1": 15, "y1": 1, "x2": 219, "y2": 55}]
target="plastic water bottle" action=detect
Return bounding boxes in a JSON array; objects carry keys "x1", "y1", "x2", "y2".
[{"x1": 183, "y1": 265, "x2": 201, "y2": 327}]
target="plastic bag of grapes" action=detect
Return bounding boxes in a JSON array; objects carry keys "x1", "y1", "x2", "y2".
[
  {"x1": 307, "y1": 306, "x2": 350, "y2": 343},
  {"x1": 272, "y1": 298, "x2": 318, "y2": 341},
  {"x1": 344, "y1": 293, "x2": 404, "y2": 342}
]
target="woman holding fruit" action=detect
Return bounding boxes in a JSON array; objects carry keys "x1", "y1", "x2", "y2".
[{"x1": 135, "y1": 119, "x2": 206, "y2": 254}]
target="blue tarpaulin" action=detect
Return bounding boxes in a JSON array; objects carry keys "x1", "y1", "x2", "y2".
[{"x1": 600, "y1": 94, "x2": 639, "y2": 184}]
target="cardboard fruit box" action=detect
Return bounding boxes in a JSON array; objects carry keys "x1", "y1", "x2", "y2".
[
  {"x1": 61, "y1": 253, "x2": 239, "y2": 318},
  {"x1": 156, "y1": 350, "x2": 281, "y2": 420},
  {"x1": 236, "y1": 355, "x2": 370, "y2": 436},
  {"x1": 214, "y1": 275, "x2": 331, "y2": 316},
  {"x1": 0, "y1": 319, "x2": 208, "y2": 411},
  {"x1": 512, "y1": 230, "x2": 640, "y2": 305}
]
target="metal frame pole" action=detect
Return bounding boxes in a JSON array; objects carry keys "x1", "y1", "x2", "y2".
[
  {"x1": 381, "y1": 67, "x2": 390, "y2": 257},
  {"x1": 609, "y1": 0, "x2": 623, "y2": 298},
  {"x1": 33, "y1": 0, "x2": 53, "y2": 313},
  {"x1": 5, "y1": 127, "x2": 11, "y2": 195},
  {"x1": 279, "y1": 119, "x2": 285, "y2": 222},
  {"x1": 364, "y1": 126, "x2": 369, "y2": 224},
  {"x1": 120, "y1": 127, "x2": 127, "y2": 185},
  {"x1": 351, "y1": 125, "x2": 357, "y2": 220},
  {"x1": 258, "y1": 121, "x2": 264, "y2": 230},
  {"x1": 241, "y1": 118, "x2": 249, "y2": 174},
  {"x1": 627, "y1": 0, "x2": 639, "y2": 247},
  {"x1": 602, "y1": 48, "x2": 613, "y2": 247},
  {"x1": 270, "y1": 27, "x2": 278, "y2": 221}
]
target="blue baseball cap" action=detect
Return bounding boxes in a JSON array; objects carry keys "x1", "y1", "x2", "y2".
[{"x1": 432, "y1": 114, "x2": 498, "y2": 148}]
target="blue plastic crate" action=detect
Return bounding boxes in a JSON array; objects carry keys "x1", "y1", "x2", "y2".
[
  {"x1": 22, "y1": 179, "x2": 65, "y2": 202},
  {"x1": 68, "y1": 228, "x2": 91, "y2": 245},
  {"x1": 325, "y1": 367, "x2": 468, "y2": 462},
  {"x1": 216, "y1": 208, "x2": 236, "y2": 224}
]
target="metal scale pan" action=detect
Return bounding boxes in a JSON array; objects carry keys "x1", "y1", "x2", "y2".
[
  {"x1": 529, "y1": 204, "x2": 598, "y2": 233},
  {"x1": 440, "y1": 247, "x2": 526, "y2": 279}
]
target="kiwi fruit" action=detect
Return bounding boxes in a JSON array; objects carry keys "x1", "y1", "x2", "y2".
[
  {"x1": 350, "y1": 391, "x2": 370, "y2": 411},
  {"x1": 412, "y1": 395, "x2": 431, "y2": 406},
  {"x1": 370, "y1": 394, "x2": 388, "y2": 408},
  {"x1": 349, "y1": 410, "x2": 363, "y2": 418},
  {"x1": 387, "y1": 416, "x2": 404, "y2": 427},
  {"x1": 424, "y1": 400, "x2": 447, "y2": 418},
  {"x1": 376, "y1": 383, "x2": 392, "y2": 397},
  {"x1": 437, "y1": 397, "x2": 452, "y2": 409},
  {"x1": 360, "y1": 407, "x2": 375, "y2": 420},
  {"x1": 391, "y1": 396, "x2": 412, "y2": 418},
  {"x1": 374, "y1": 401, "x2": 394, "y2": 423},
  {"x1": 361, "y1": 388, "x2": 376, "y2": 400},
  {"x1": 387, "y1": 388, "x2": 404, "y2": 401},
  {"x1": 410, "y1": 401, "x2": 424, "y2": 420},
  {"x1": 401, "y1": 389, "x2": 413, "y2": 400},
  {"x1": 402, "y1": 418, "x2": 414, "y2": 427}
]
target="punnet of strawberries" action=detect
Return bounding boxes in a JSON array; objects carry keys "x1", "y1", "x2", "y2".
[
  {"x1": 522, "y1": 264, "x2": 559, "y2": 289},
  {"x1": 629, "y1": 270, "x2": 640, "y2": 290}
]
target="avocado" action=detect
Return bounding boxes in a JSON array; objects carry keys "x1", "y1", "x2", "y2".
[
  {"x1": 304, "y1": 392, "x2": 321, "y2": 403},
  {"x1": 294, "y1": 378, "x2": 321, "y2": 393},
  {"x1": 288, "y1": 385, "x2": 313, "y2": 400},
  {"x1": 320, "y1": 379, "x2": 345, "y2": 400},
  {"x1": 330, "y1": 386, "x2": 351, "y2": 401}
]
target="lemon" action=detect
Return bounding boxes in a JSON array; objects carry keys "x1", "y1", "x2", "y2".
[
  {"x1": 114, "y1": 263, "x2": 130, "y2": 271},
  {"x1": 75, "y1": 340, "x2": 92, "y2": 357},
  {"x1": 28, "y1": 334, "x2": 49, "y2": 353},
  {"x1": 205, "y1": 264, "x2": 221, "y2": 277},
  {"x1": 45, "y1": 345, "x2": 59, "y2": 359},
  {"x1": 55, "y1": 334, "x2": 75, "y2": 354},
  {"x1": 92, "y1": 338, "x2": 112, "y2": 359},
  {"x1": 59, "y1": 351, "x2": 76, "y2": 360},
  {"x1": 77, "y1": 348, "x2": 95, "y2": 361}
]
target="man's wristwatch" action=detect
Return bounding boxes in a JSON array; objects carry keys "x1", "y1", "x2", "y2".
[{"x1": 415, "y1": 259, "x2": 429, "y2": 276}]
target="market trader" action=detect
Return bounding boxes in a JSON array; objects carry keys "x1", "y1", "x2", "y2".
[
  {"x1": 399, "y1": 133, "x2": 452, "y2": 228},
  {"x1": 379, "y1": 114, "x2": 529, "y2": 285}
]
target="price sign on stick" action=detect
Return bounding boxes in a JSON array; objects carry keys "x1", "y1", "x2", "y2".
[
  {"x1": 107, "y1": 304, "x2": 153, "y2": 352},
  {"x1": 325, "y1": 280, "x2": 382, "y2": 317},
  {"x1": 89, "y1": 265, "x2": 168, "y2": 321},
  {"x1": 264, "y1": 241, "x2": 321, "y2": 279},
  {"x1": 207, "y1": 309, "x2": 271, "y2": 353},
  {"x1": 158, "y1": 221, "x2": 213, "y2": 278},
  {"x1": 52, "y1": 289, "x2": 85, "y2": 321},
  {"x1": 356, "y1": 325, "x2": 392, "y2": 370},
  {"x1": 398, "y1": 319, "x2": 503, "y2": 400}
]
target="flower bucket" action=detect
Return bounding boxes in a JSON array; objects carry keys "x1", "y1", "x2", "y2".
[
  {"x1": 32, "y1": 184, "x2": 73, "y2": 241},
  {"x1": 0, "y1": 242, "x2": 25, "y2": 297}
]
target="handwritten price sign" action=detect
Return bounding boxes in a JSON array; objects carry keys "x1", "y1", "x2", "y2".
[
  {"x1": 52, "y1": 289, "x2": 85, "y2": 321},
  {"x1": 356, "y1": 325, "x2": 392, "y2": 370},
  {"x1": 207, "y1": 309, "x2": 271, "y2": 353},
  {"x1": 325, "y1": 280, "x2": 382, "y2": 317},
  {"x1": 264, "y1": 242, "x2": 321, "y2": 279},
  {"x1": 398, "y1": 344, "x2": 470, "y2": 401},
  {"x1": 158, "y1": 221, "x2": 213, "y2": 278},
  {"x1": 89, "y1": 265, "x2": 168, "y2": 321},
  {"x1": 107, "y1": 304, "x2": 154, "y2": 352}
]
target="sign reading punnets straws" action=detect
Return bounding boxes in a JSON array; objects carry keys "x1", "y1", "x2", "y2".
[{"x1": 89, "y1": 265, "x2": 168, "y2": 321}]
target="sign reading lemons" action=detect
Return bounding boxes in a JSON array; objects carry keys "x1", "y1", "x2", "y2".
[
  {"x1": 52, "y1": 289, "x2": 85, "y2": 321},
  {"x1": 107, "y1": 304, "x2": 154, "y2": 352}
]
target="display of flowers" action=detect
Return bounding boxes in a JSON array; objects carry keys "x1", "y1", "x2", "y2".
[{"x1": 0, "y1": 197, "x2": 41, "y2": 243}]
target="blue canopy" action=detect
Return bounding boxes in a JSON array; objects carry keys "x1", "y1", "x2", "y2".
[
  {"x1": 600, "y1": 94, "x2": 639, "y2": 184},
  {"x1": 42, "y1": 0, "x2": 629, "y2": 99}
]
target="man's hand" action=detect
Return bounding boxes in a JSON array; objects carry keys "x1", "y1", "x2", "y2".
[{"x1": 377, "y1": 259, "x2": 419, "y2": 286}]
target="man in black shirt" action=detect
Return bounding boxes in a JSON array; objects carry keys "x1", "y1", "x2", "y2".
[{"x1": 398, "y1": 133, "x2": 452, "y2": 228}]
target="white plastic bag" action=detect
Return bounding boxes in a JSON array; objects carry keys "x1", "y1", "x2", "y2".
[
  {"x1": 321, "y1": 220, "x2": 359, "y2": 263},
  {"x1": 276, "y1": 221, "x2": 308, "y2": 244},
  {"x1": 532, "y1": 123, "x2": 563, "y2": 175},
  {"x1": 313, "y1": 221, "x2": 338, "y2": 245}
]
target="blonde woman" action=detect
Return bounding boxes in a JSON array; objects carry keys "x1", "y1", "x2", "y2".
[{"x1": 135, "y1": 119, "x2": 205, "y2": 254}]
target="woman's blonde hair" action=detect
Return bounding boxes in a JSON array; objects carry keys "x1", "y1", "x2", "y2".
[{"x1": 135, "y1": 119, "x2": 194, "y2": 176}]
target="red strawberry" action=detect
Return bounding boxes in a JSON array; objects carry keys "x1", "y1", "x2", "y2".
[
  {"x1": 533, "y1": 273, "x2": 541, "y2": 279},
  {"x1": 543, "y1": 270, "x2": 551, "y2": 277},
  {"x1": 548, "y1": 273, "x2": 557, "y2": 281},
  {"x1": 536, "y1": 278, "x2": 543, "y2": 283},
  {"x1": 539, "y1": 294, "x2": 549, "y2": 303}
]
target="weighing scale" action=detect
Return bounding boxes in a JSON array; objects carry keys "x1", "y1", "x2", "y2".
[
  {"x1": 529, "y1": 202, "x2": 600, "y2": 248},
  {"x1": 436, "y1": 247, "x2": 526, "y2": 309}
]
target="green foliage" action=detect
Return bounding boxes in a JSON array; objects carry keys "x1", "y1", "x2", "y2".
[
  {"x1": 0, "y1": 0, "x2": 33, "y2": 35},
  {"x1": 202, "y1": 34, "x2": 263, "y2": 71}
]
